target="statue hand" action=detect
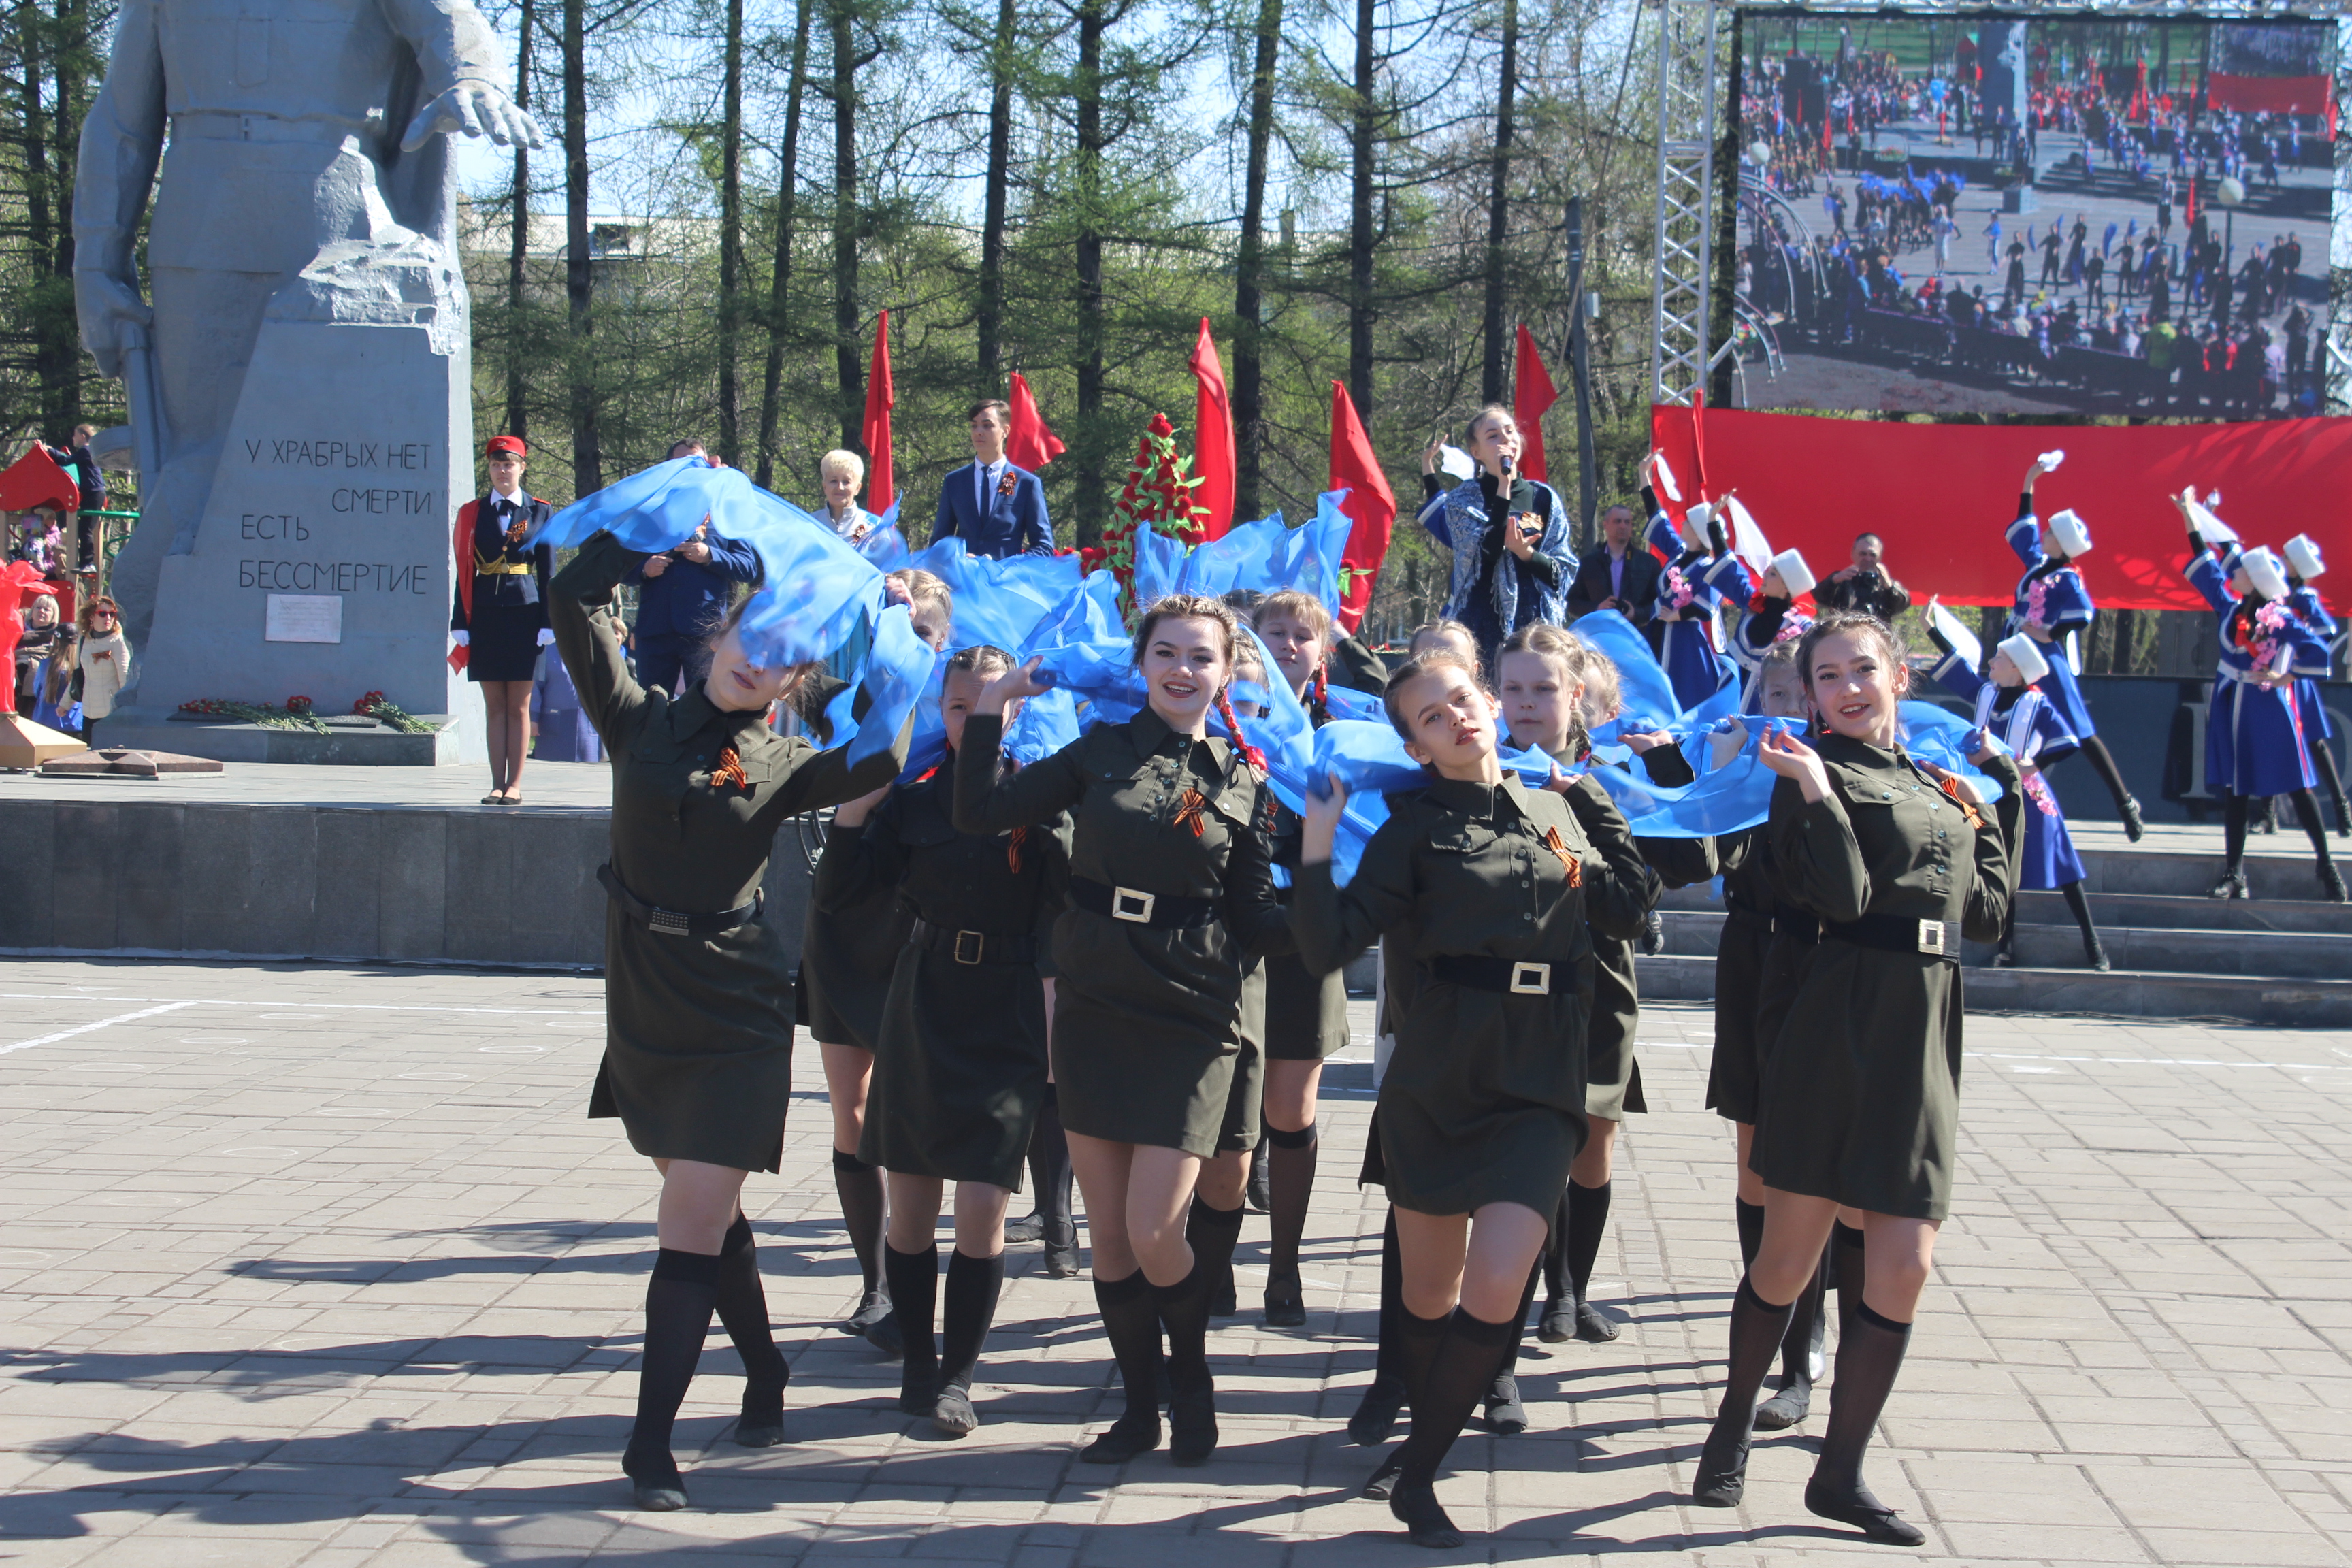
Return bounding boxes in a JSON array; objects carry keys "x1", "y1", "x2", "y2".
[
  {"x1": 401, "y1": 80, "x2": 546, "y2": 153},
  {"x1": 74, "y1": 271, "x2": 152, "y2": 380}
]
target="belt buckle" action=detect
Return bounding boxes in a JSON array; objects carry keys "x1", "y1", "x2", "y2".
[
  {"x1": 1917, "y1": 919, "x2": 1946, "y2": 956},
  {"x1": 1509, "y1": 961, "x2": 1552, "y2": 995},
  {"x1": 1111, "y1": 887, "x2": 1156, "y2": 924},
  {"x1": 649, "y1": 907, "x2": 691, "y2": 936},
  {"x1": 953, "y1": 930, "x2": 985, "y2": 964}
]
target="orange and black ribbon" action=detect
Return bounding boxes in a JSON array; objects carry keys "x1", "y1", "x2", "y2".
[
  {"x1": 1542, "y1": 826, "x2": 1583, "y2": 887},
  {"x1": 1937, "y1": 774, "x2": 1985, "y2": 830},
  {"x1": 1007, "y1": 826, "x2": 1028, "y2": 872},
  {"x1": 711, "y1": 745, "x2": 749, "y2": 791},
  {"x1": 1173, "y1": 787, "x2": 1208, "y2": 837}
]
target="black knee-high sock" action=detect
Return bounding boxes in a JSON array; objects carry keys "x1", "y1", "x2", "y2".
[
  {"x1": 2289, "y1": 788, "x2": 2337, "y2": 870},
  {"x1": 625, "y1": 1248, "x2": 723, "y2": 1480},
  {"x1": 832, "y1": 1149, "x2": 888, "y2": 1300},
  {"x1": 1812, "y1": 1302, "x2": 1912, "y2": 1492},
  {"x1": 2224, "y1": 791, "x2": 2250, "y2": 871},
  {"x1": 1185, "y1": 1195, "x2": 1245, "y2": 1311},
  {"x1": 938, "y1": 1249, "x2": 1004, "y2": 1392},
  {"x1": 1565, "y1": 1179, "x2": 1612, "y2": 1306},
  {"x1": 1093, "y1": 1270, "x2": 1162, "y2": 1424},
  {"x1": 1154, "y1": 1259, "x2": 1214, "y2": 1394},
  {"x1": 1734, "y1": 1196, "x2": 1764, "y2": 1271},
  {"x1": 883, "y1": 1243, "x2": 938, "y2": 1399},
  {"x1": 1503, "y1": 1253, "x2": 1544, "y2": 1373},
  {"x1": 1708, "y1": 1276, "x2": 1795, "y2": 1435},
  {"x1": 1392, "y1": 1309, "x2": 1519, "y2": 1489},
  {"x1": 1831, "y1": 1220, "x2": 1867, "y2": 1341},
  {"x1": 1029, "y1": 1085, "x2": 1074, "y2": 1233},
  {"x1": 1265, "y1": 1120, "x2": 1318, "y2": 1279},
  {"x1": 2310, "y1": 737, "x2": 2349, "y2": 824},
  {"x1": 2059, "y1": 880, "x2": 2102, "y2": 952},
  {"x1": 1542, "y1": 1188, "x2": 1570, "y2": 1304},
  {"x1": 1392, "y1": 1305, "x2": 1450, "y2": 1425},
  {"x1": 715, "y1": 1215, "x2": 788, "y2": 1410},
  {"x1": 1373, "y1": 1205, "x2": 1403, "y2": 1388},
  {"x1": 1777, "y1": 1247, "x2": 1828, "y2": 1387},
  {"x1": 2078, "y1": 734, "x2": 2134, "y2": 815}
]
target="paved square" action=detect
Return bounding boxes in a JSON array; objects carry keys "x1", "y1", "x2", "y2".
[{"x1": 1, "y1": 958, "x2": 2347, "y2": 1565}]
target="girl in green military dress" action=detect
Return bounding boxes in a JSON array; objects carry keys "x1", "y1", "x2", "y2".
[
  {"x1": 547, "y1": 532, "x2": 912, "y2": 1512},
  {"x1": 1691, "y1": 611, "x2": 2021, "y2": 1546},
  {"x1": 800, "y1": 568, "x2": 953, "y2": 1356},
  {"x1": 1294, "y1": 646, "x2": 1647, "y2": 1550},
  {"x1": 817, "y1": 645, "x2": 1071, "y2": 1437},
  {"x1": 956, "y1": 594, "x2": 1292, "y2": 1468}
]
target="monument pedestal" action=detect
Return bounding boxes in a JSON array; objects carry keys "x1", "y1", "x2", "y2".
[{"x1": 120, "y1": 285, "x2": 483, "y2": 766}]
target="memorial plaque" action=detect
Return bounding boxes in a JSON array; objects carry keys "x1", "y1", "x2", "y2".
[{"x1": 265, "y1": 593, "x2": 343, "y2": 644}]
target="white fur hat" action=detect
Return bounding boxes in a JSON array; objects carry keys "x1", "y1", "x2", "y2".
[
  {"x1": 1769, "y1": 548, "x2": 1815, "y2": 598},
  {"x1": 1996, "y1": 632, "x2": 2050, "y2": 685},
  {"x1": 1682, "y1": 500, "x2": 1715, "y2": 550},
  {"x1": 2242, "y1": 546, "x2": 2291, "y2": 602},
  {"x1": 2046, "y1": 508, "x2": 2093, "y2": 559},
  {"x1": 2285, "y1": 533, "x2": 2326, "y2": 581}
]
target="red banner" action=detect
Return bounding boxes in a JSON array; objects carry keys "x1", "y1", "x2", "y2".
[
  {"x1": 861, "y1": 310, "x2": 895, "y2": 514},
  {"x1": 1648, "y1": 407, "x2": 2352, "y2": 611}
]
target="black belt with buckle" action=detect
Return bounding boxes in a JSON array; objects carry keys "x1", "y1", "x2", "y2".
[
  {"x1": 1820, "y1": 913, "x2": 1956, "y2": 962},
  {"x1": 1426, "y1": 953, "x2": 1558, "y2": 996},
  {"x1": 598, "y1": 863, "x2": 762, "y2": 936},
  {"x1": 1069, "y1": 877, "x2": 1218, "y2": 929},
  {"x1": 910, "y1": 917, "x2": 1039, "y2": 966}
]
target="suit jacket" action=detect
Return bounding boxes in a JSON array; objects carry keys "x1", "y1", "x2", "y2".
[
  {"x1": 1565, "y1": 542, "x2": 1662, "y2": 628},
  {"x1": 932, "y1": 461, "x2": 1053, "y2": 557},
  {"x1": 627, "y1": 530, "x2": 761, "y2": 640}
]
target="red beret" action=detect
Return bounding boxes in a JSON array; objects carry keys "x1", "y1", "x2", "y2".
[{"x1": 485, "y1": 435, "x2": 527, "y2": 459}]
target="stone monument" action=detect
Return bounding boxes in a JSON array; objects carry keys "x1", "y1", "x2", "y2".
[{"x1": 73, "y1": 0, "x2": 542, "y2": 762}]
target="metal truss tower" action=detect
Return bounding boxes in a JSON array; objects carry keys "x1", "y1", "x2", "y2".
[{"x1": 1648, "y1": 0, "x2": 1721, "y2": 407}]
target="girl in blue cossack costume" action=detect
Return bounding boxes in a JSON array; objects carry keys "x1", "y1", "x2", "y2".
[
  {"x1": 1639, "y1": 480, "x2": 1750, "y2": 712},
  {"x1": 2281, "y1": 534, "x2": 2350, "y2": 837},
  {"x1": 2176, "y1": 491, "x2": 2346, "y2": 902}
]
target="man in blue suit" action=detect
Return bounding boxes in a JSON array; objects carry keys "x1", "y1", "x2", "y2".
[
  {"x1": 930, "y1": 399, "x2": 1054, "y2": 557},
  {"x1": 626, "y1": 438, "x2": 762, "y2": 693}
]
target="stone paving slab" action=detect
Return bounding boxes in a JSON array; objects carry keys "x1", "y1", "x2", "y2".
[{"x1": 0, "y1": 958, "x2": 2347, "y2": 1565}]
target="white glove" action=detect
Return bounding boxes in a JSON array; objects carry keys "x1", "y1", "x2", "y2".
[
  {"x1": 536, "y1": 628, "x2": 556, "y2": 647},
  {"x1": 2036, "y1": 448, "x2": 2065, "y2": 470},
  {"x1": 452, "y1": 631, "x2": 470, "y2": 647}
]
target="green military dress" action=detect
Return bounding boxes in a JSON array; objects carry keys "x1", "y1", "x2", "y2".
[
  {"x1": 549, "y1": 533, "x2": 911, "y2": 1175},
  {"x1": 816, "y1": 763, "x2": 1070, "y2": 1188},
  {"x1": 796, "y1": 676, "x2": 912, "y2": 1049},
  {"x1": 1753, "y1": 734, "x2": 2023, "y2": 1220},
  {"x1": 1263, "y1": 801, "x2": 1353, "y2": 1064},
  {"x1": 953, "y1": 708, "x2": 1292, "y2": 1158},
  {"x1": 1705, "y1": 826, "x2": 1817, "y2": 1126},
  {"x1": 1294, "y1": 773, "x2": 1649, "y2": 1218}
]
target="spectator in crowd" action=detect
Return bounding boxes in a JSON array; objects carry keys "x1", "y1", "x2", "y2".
[
  {"x1": 75, "y1": 595, "x2": 129, "y2": 747},
  {"x1": 1416, "y1": 406, "x2": 1575, "y2": 672},
  {"x1": 627, "y1": 438, "x2": 760, "y2": 696},
  {"x1": 932, "y1": 402, "x2": 1053, "y2": 557},
  {"x1": 63, "y1": 425, "x2": 105, "y2": 570},
  {"x1": 1815, "y1": 532, "x2": 1912, "y2": 621},
  {"x1": 818, "y1": 449, "x2": 880, "y2": 542},
  {"x1": 531, "y1": 638, "x2": 606, "y2": 764},
  {"x1": 1565, "y1": 502, "x2": 1663, "y2": 629},
  {"x1": 13, "y1": 590, "x2": 60, "y2": 712},
  {"x1": 34, "y1": 621, "x2": 76, "y2": 730}
]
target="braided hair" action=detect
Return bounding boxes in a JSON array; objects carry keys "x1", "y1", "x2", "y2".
[{"x1": 1133, "y1": 593, "x2": 1268, "y2": 777}]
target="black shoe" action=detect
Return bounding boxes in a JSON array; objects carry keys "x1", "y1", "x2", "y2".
[
  {"x1": 1574, "y1": 1299, "x2": 1620, "y2": 1343},
  {"x1": 1263, "y1": 1270, "x2": 1305, "y2": 1328},
  {"x1": 2210, "y1": 868, "x2": 2249, "y2": 900},
  {"x1": 1640, "y1": 909, "x2": 1666, "y2": 956},
  {"x1": 1752, "y1": 1376, "x2": 1812, "y2": 1431},
  {"x1": 2120, "y1": 796, "x2": 2146, "y2": 843},
  {"x1": 734, "y1": 1388, "x2": 785, "y2": 1448},
  {"x1": 1484, "y1": 1371, "x2": 1528, "y2": 1434},
  {"x1": 1804, "y1": 1475, "x2": 1927, "y2": 1546},
  {"x1": 1167, "y1": 1386, "x2": 1218, "y2": 1466},
  {"x1": 1690, "y1": 1420, "x2": 1750, "y2": 1507},
  {"x1": 1347, "y1": 1375, "x2": 1407, "y2": 1446},
  {"x1": 858, "y1": 1305, "x2": 903, "y2": 1359},
  {"x1": 898, "y1": 1362, "x2": 936, "y2": 1418},
  {"x1": 1043, "y1": 1220, "x2": 1081, "y2": 1279},
  {"x1": 1209, "y1": 1279, "x2": 1237, "y2": 1318},
  {"x1": 932, "y1": 1380, "x2": 979, "y2": 1437},
  {"x1": 2083, "y1": 936, "x2": 2111, "y2": 972},
  {"x1": 1388, "y1": 1473, "x2": 1464, "y2": 1548},
  {"x1": 623, "y1": 1446, "x2": 688, "y2": 1511},
  {"x1": 1362, "y1": 1453, "x2": 1400, "y2": 1499},
  {"x1": 2323, "y1": 866, "x2": 2349, "y2": 904},
  {"x1": 1993, "y1": 946, "x2": 2016, "y2": 968},
  {"x1": 1003, "y1": 1211, "x2": 1044, "y2": 1245},
  {"x1": 1079, "y1": 1408, "x2": 1161, "y2": 1464},
  {"x1": 1538, "y1": 1298, "x2": 1574, "y2": 1343},
  {"x1": 1245, "y1": 1160, "x2": 1271, "y2": 1215}
]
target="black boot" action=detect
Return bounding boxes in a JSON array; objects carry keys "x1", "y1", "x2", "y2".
[
  {"x1": 1537, "y1": 1188, "x2": 1573, "y2": 1341},
  {"x1": 1156, "y1": 1260, "x2": 1219, "y2": 1465},
  {"x1": 2060, "y1": 882, "x2": 2110, "y2": 971},
  {"x1": 623, "y1": 1247, "x2": 722, "y2": 1511},
  {"x1": 1186, "y1": 1195, "x2": 1245, "y2": 1319},
  {"x1": 715, "y1": 1215, "x2": 789, "y2": 1448},
  {"x1": 1348, "y1": 1208, "x2": 1408, "y2": 1446},
  {"x1": 832, "y1": 1149, "x2": 900, "y2": 1357},
  {"x1": 1691, "y1": 1277, "x2": 1795, "y2": 1507},
  {"x1": 1754, "y1": 1245, "x2": 1828, "y2": 1431},
  {"x1": 1385, "y1": 1309, "x2": 1519, "y2": 1548},
  {"x1": 932, "y1": 1248, "x2": 1004, "y2": 1437},
  {"x1": 1804, "y1": 1303, "x2": 1927, "y2": 1547},
  {"x1": 882, "y1": 1243, "x2": 939, "y2": 1417},
  {"x1": 1245, "y1": 1130, "x2": 1272, "y2": 1213},
  {"x1": 2119, "y1": 794, "x2": 2146, "y2": 843},
  {"x1": 2308, "y1": 735, "x2": 2350, "y2": 836},
  {"x1": 1080, "y1": 1271, "x2": 1163, "y2": 1463},
  {"x1": 1262, "y1": 1120, "x2": 1317, "y2": 1327},
  {"x1": 1031, "y1": 1088, "x2": 1080, "y2": 1277},
  {"x1": 2290, "y1": 789, "x2": 2349, "y2": 901},
  {"x1": 1564, "y1": 1177, "x2": 1620, "y2": 1341},
  {"x1": 2079, "y1": 736, "x2": 2139, "y2": 838}
]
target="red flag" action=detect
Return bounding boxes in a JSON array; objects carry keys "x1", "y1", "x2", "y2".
[
  {"x1": 1005, "y1": 371, "x2": 1064, "y2": 472},
  {"x1": 1328, "y1": 381, "x2": 1396, "y2": 634},
  {"x1": 860, "y1": 310, "x2": 895, "y2": 514},
  {"x1": 1511, "y1": 324, "x2": 1558, "y2": 484},
  {"x1": 1187, "y1": 318, "x2": 1236, "y2": 540},
  {"x1": 2184, "y1": 172, "x2": 2198, "y2": 230}
]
